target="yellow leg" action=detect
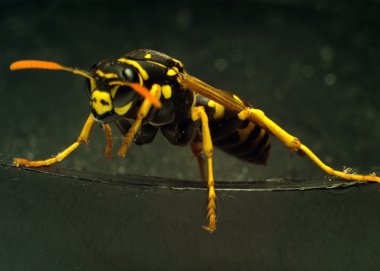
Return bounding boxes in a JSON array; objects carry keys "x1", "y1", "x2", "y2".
[
  {"x1": 238, "y1": 108, "x2": 380, "y2": 183},
  {"x1": 102, "y1": 124, "x2": 113, "y2": 159},
  {"x1": 118, "y1": 84, "x2": 162, "y2": 157},
  {"x1": 238, "y1": 108, "x2": 301, "y2": 151},
  {"x1": 13, "y1": 114, "x2": 95, "y2": 167},
  {"x1": 190, "y1": 142, "x2": 207, "y2": 182},
  {"x1": 191, "y1": 106, "x2": 217, "y2": 233}
]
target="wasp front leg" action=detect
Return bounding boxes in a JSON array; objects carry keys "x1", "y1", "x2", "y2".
[
  {"x1": 238, "y1": 108, "x2": 380, "y2": 183},
  {"x1": 117, "y1": 84, "x2": 162, "y2": 157},
  {"x1": 191, "y1": 106, "x2": 217, "y2": 233},
  {"x1": 13, "y1": 114, "x2": 95, "y2": 167}
]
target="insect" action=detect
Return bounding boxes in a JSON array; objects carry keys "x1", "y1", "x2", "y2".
[{"x1": 10, "y1": 49, "x2": 380, "y2": 233}]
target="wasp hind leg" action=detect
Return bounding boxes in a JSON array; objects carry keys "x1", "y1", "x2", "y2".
[
  {"x1": 13, "y1": 114, "x2": 95, "y2": 167},
  {"x1": 238, "y1": 108, "x2": 380, "y2": 183},
  {"x1": 191, "y1": 106, "x2": 217, "y2": 233}
]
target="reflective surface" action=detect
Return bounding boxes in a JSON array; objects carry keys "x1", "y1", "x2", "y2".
[{"x1": 1, "y1": 160, "x2": 380, "y2": 270}]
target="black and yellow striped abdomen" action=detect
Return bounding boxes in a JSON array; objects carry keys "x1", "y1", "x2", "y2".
[
  {"x1": 212, "y1": 119, "x2": 271, "y2": 164},
  {"x1": 195, "y1": 95, "x2": 271, "y2": 165}
]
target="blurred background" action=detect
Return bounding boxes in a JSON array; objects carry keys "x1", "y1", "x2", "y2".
[{"x1": 1, "y1": 0, "x2": 379, "y2": 181}]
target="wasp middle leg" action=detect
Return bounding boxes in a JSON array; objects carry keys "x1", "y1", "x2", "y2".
[
  {"x1": 102, "y1": 123, "x2": 113, "y2": 159},
  {"x1": 191, "y1": 106, "x2": 217, "y2": 233}
]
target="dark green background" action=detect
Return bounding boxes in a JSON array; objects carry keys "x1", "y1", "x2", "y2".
[{"x1": 0, "y1": 0, "x2": 380, "y2": 270}]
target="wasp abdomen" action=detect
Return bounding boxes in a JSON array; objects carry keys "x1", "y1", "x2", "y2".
[
  {"x1": 195, "y1": 95, "x2": 271, "y2": 165},
  {"x1": 213, "y1": 119, "x2": 270, "y2": 165}
]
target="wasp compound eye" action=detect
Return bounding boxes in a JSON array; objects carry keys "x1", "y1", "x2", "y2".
[
  {"x1": 85, "y1": 79, "x2": 92, "y2": 98},
  {"x1": 122, "y1": 67, "x2": 139, "y2": 82},
  {"x1": 112, "y1": 86, "x2": 139, "y2": 107}
]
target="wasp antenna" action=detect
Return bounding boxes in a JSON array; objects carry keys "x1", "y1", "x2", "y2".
[
  {"x1": 10, "y1": 60, "x2": 65, "y2": 71},
  {"x1": 10, "y1": 59, "x2": 94, "y2": 81},
  {"x1": 129, "y1": 83, "x2": 162, "y2": 109}
]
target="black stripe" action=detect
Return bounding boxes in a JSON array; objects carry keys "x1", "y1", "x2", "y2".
[
  {"x1": 210, "y1": 117, "x2": 244, "y2": 141},
  {"x1": 243, "y1": 140, "x2": 271, "y2": 164},
  {"x1": 213, "y1": 131, "x2": 240, "y2": 146},
  {"x1": 217, "y1": 124, "x2": 262, "y2": 154},
  {"x1": 234, "y1": 132, "x2": 270, "y2": 159}
]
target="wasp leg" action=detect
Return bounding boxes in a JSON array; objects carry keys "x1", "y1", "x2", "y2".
[
  {"x1": 13, "y1": 114, "x2": 95, "y2": 167},
  {"x1": 191, "y1": 142, "x2": 207, "y2": 182},
  {"x1": 191, "y1": 106, "x2": 217, "y2": 233},
  {"x1": 102, "y1": 124, "x2": 113, "y2": 159},
  {"x1": 118, "y1": 84, "x2": 162, "y2": 157},
  {"x1": 238, "y1": 108, "x2": 380, "y2": 183}
]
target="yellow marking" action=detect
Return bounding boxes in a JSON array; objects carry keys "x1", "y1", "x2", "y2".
[
  {"x1": 233, "y1": 94, "x2": 244, "y2": 104},
  {"x1": 91, "y1": 90, "x2": 112, "y2": 115},
  {"x1": 114, "y1": 102, "x2": 132, "y2": 116},
  {"x1": 207, "y1": 100, "x2": 225, "y2": 119},
  {"x1": 144, "y1": 53, "x2": 152, "y2": 59},
  {"x1": 118, "y1": 58, "x2": 149, "y2": 80},
  {"x1": 88, "y1": 78, "x2": 96, "y2": 93},
  {"x1": 237, "y1": 121, "x2": 255, "y2": 143},
  {"x1": 110, "y1": 86, "x2": 120, "y2": 98},
  {"x1": 96, "y1": 70, "x2": 118, "y2": 79},
  {"x1": 172, "y1": 57, "x2": 184, "y2": 68},
  {"x1": 251, "y1": 128, "x2": 267, "y2": 146},
  {"x1": 222, "y1": 123, "x2": 266, "y2": 152},
  {"x1": 146, "y1": 60, "x2": 167, "y2": 69},
  {"x1": 162, "y1": 85, "x2": 172, "y2": 99},
  {"x1": 166, "y1": 68, "x2": 177, "y2": 76},
  {"x1": 136, "y1": 73, "x2": 143, "y2": 85}
]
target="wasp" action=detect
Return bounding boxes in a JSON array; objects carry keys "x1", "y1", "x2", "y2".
[{"x1": 10, "y1": 49, "x2": 380, "y2": 233}]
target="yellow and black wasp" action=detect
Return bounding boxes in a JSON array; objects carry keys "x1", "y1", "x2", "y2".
[{"x1": 10, "y1": 49, "x2": 380, "y2": 233}]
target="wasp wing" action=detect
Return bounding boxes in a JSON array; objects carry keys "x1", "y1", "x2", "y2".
[{"x1": 179, "y1": 73, "x2": 247, "y2": 113}]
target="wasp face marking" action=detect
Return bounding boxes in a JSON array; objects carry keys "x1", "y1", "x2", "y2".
[
  {"x1": 87, "y1": 60, "x2": 144, "y2": 122},
  {"x1": 90, "y1": 90, "x2": 112, "y2": 117}
]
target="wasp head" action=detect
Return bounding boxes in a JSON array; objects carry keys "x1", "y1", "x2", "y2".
[
  {"x1": 87, "y1": 60, "x2": 146, "y2": 123},
  {"x1": 10, "y1": 59, "x2": 161, "y2": 124}
]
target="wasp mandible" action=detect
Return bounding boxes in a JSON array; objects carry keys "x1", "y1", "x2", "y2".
[{"x1": 10, "y1": 49, "x2": 380, "y2": 233}]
